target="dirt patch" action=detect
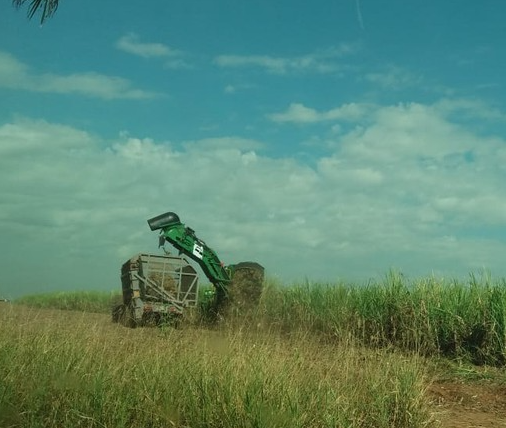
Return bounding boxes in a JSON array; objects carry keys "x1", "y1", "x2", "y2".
[{"x1": 428, "y1": 381, "x2": 506, "y2": 427}]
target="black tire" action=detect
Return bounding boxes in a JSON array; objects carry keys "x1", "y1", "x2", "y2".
[
  {"x1": 120, "y1": 305, "x2": 137, "y2": 328},
  {"x1": 111, "y1": 304, "x2": 125, "y2": 323}
]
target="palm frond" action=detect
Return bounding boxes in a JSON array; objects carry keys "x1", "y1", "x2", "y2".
[{"x1": 12, "y1": 0, "x2": 59, "y2": 24}]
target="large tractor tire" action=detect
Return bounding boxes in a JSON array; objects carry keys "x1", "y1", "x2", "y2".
[
  {"x1": 112, "y1": 304, "x2": 138, "y2": 328},
  {"x1": 111, "y1": 304, "x2": 124, "y2": 323}
]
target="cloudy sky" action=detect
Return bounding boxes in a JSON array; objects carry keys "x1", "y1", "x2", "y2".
[{"x1": 1, "y1": 0, "x2": 506, "y2": 298}]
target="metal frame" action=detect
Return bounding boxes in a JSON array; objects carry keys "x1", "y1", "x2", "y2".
[{"x1": 120, "y1": 253, "x2": 199, "y2": 324}]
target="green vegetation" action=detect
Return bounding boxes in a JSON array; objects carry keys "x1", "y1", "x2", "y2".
[
  {"x1": 14, "y1": 290, "x2": 120, "y2": 314},
  {"x1": 4, "y1": 271, "x2": 506, "y2": 427},
  {"x1": 13, "y1": 271, "x2": 506, "y2": 365},
  {"x1": 259, "y1": 271, "x2": 506, "y2": 366},
  {"x1": 0, "y1": 305, "x2": 433, "y2": 428}
]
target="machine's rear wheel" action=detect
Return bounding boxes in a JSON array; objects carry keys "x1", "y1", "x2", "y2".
[
  {"x1": 111, "y1": 304, "x2": 124, "y2": 323},
  {"x1": 119, "y1": 304, "x2": 137, "y2": 328}
]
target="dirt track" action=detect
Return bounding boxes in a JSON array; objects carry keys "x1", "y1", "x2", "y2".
[{"x1": 429, "y1": 381, "x2": 506, "y2": 427}]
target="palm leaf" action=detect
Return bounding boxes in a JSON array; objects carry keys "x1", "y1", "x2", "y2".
[{"x1": 12, "y1": 0, "x2": 59, "y2": 24}]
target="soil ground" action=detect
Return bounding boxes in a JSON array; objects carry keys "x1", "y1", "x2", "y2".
[{"x1": 428, "y1": 378, "x2": 506, "y2": 427}]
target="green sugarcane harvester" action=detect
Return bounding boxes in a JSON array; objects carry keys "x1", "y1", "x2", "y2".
[{"x1": 113, "y1": 211, "x2": 264, "y2": 327}]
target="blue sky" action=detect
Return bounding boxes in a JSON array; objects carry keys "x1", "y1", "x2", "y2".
[{"x1": 1, "y1": 0, "x2": 506, "y2": 298}]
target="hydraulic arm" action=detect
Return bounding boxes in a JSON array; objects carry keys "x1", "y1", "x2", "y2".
[{"x1": 147, "y1": 212, "x2": 231, "y2": 305}]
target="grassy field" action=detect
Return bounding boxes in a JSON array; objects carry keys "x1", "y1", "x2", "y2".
[
  {"x1": 0, "y1": 305, "x2": 433, "y2": 428},
  {"x1": 260, "y1": 272, "x2": 506, "y2": 366},
  {"x1": 13, "y1": 272, "x2": 506, "y2": 366},
  {"x1": 14, "y1": 290, "x2": 121, "y2": 313},
  {"x1": 2, "y1": 272, "x2": 506, "y2": 427}
]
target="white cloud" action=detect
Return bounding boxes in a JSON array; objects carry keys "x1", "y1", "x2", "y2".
[
  {"x1": 214, "y1": 44, "x2": 358, "y2": 74},
  {"x1": 434, "y1": 98, "x2": 506, "y2": 122},
  {"x1": 0, "y1": 51, "x2": 29, "y2": 87},
  {"x1": 355, "y1": 0, "x2": 365, "y2": 30},
  {"x1": 223, "y1": 83, "x2": 254, "y2": 94},
  {"x1": 182, "y1": 136, "x2": 263, "y2": 152},
  {"x1": 163, "y1": 58, "x2": 192, "y2": 70},
  {"x1": 1, "y1": 103, "x2": 506, "y2": 297},
  {"x1": 116, "y1": 33, "x2": 177, "y2": 58},
  {"x1": 116, "y1": 33, "x2": 191, "y2": 69},
  {"x1": 0, "y1": 119, "x2": 94, "y2": 155},
  {"x1": 364, "y1": 66, "x2": 422, "y2": 90},
  {"x1": 215, "y1": 55, "x2": 288, "y2": 74},
  {"x1": 269, "y1": 102, "x2": 372, "y2": 123},
  {"x1": 0, "y1": 51, "x2": 158, "y2": 99},
  {"x1": 340, "y1": 102, "x2": 479, "y2": 162}
]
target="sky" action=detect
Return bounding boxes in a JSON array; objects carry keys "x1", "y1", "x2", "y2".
[{"x1": 1, "y1": 0, "x2": 506, "y2": 298}]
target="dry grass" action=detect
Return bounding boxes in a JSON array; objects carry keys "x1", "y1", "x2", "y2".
[{"x1": 0, "y1": 304, "x2": 434, "y2": 428}]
